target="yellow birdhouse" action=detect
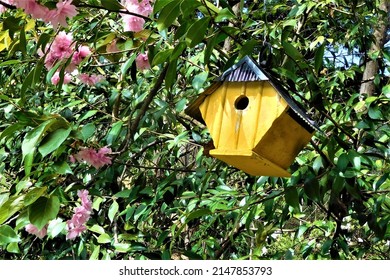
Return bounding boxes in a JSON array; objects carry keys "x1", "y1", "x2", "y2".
[{"x1": 185, "y1": 56, "x2": 318, "y2": 177}]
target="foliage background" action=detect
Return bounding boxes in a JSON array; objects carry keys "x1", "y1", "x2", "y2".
[{"x1": 0, "y1": 0, "x2": 389, "y2": 259}]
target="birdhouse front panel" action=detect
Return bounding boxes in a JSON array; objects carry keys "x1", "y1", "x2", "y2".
[{"x1": 199, "y1": 81, "x2": 288, "y2": 152}]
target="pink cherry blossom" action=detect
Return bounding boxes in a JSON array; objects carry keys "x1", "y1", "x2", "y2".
[
  {"x1": 25, "y1": 224, "x2": 48, "y2": 239},
  {"x1": 79, "y1": 73, "x2": 105, "y2": 86},
  {"x1": 14, "y1": 0, "x2": 49, "y2": 19},
  {"x1": 45, "y1": 0, "x2": 78, "y2": 27},
  {"x1": 51, "y1": 31, "x2": 74, "y2": 60},
  {"x1": 66, "y1": 221, "x2": 87, "y2": 240},
  {"x1": 66, "y1": 189, "x2": 92, "y2": 240},
  {"x1": 51, "y1": 71, "x2": 72, "y2": 85},
  {"x1": 123, "y1": 15, "x2": 145, "y2": 32},
  {"x1": 40, "y1": 32, "x2": 74, "y2": 70},
  {"x1": 123, "y1": 0, "x2": 153, "y2": 16},
  {"x1": 71, "y1": 146, "x2": 112, "y2": 168},
  {"x1": 121, "y1": 0, "x2": 152, "y2": 32},
  {"x1": 135, "y1": 53, "x2": 150, "y2": 70},
  {"x1": 78, "y1": 189, "x2": 92, "y2": 212},
  {"x1": 72, "y1": 45, "x2": 91, "y2": 65}
]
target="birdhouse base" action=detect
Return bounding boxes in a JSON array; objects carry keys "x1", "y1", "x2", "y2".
[{"x1": 210, "y1": 149, "x2": 291, "y2": 177}]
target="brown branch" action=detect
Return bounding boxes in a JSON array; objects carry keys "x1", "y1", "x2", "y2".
[
  {"x1": 76, "y1": 3, "x2": 152, "y2": 21},
  {"x1": 0, "y1": 0, "x2": 16, "y2": 9},
  {"x1": 0, "y1": 1, "x2": 152, "y2": 21},
  {"x1": 119, "y1": 162, "x2": 196, "y2": 173},
  {"x1": 359, "y1": 0, "x2": 390, "y2": 96},
  {"x1": 117, "y1": 64, "x2": 169, "y2": 154}
]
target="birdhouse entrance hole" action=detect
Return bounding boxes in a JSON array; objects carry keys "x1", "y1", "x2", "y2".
[{"x1": 235, "y1": 96, "x2": 249, "y2": 110}]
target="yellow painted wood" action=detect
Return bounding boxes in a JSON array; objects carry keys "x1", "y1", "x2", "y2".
[
  {"x1": 210, "y1": 149, "x2": 291, "y2": 177},
  {"x1": 254, "y1": 112, "x2": 314, "y2": 169},
  {"x1": 197, "y1": 80, "x2": 312, "y2": 177}
]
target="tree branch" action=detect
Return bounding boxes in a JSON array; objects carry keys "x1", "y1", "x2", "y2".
[
  {"x1": 76, "y1": 3, "x2": 152, "y2": 21},
  {"x1": 359, "y1": 0, "x2": 389, "y2": 96},
  {"x1": 0, "y1": 0, "x2": 16, "y2": 9},
  {"x1": 117, "y1": 64, "x2": 168, "y2": 153}
]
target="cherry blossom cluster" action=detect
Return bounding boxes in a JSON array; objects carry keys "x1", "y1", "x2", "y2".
[
  {"x1": 121, "y1": 0, "x2": 153, "y2": 32},
  {"x1": 66, "y1": 190, "x2": 92, "y2": 240},
  {"x1": 70, "y1": 146, "x2": 112, "y2": 169},
  {"x1": 25, "y1": 190, "x2": 92, "y2": 240},
  {"x1": 39, "y1": 31, "x2": 107, "y2": 86},
  {"x1": 0, "y1": 0, "x2": 77, "y2": 27}
]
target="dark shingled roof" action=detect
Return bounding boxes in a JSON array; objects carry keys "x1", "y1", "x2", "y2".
[{"x1": 185, "y1": 56, "x2": 320, "y2": 133}]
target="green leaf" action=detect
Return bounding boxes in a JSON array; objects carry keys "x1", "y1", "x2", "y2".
[
  {"x1": 185, "y1": 208, "x2": 211, "y2": 223},
  {"x1": 20, "y1": 69, "x2": 34, "y2": 105},
  {"x1": 312, "y1": 156, "x2": 323, "y2": 173},
  {"x1": 296, "y1": 225, "x2": 308, "y2": 238},
  {"x1": 97, "y1": 233, "x2": 112, "y2": 244},
  {"x1": 332, "y1": 175, "x2": 345, "y2": 195},
  {"x1": 47, "y1": 218, "x2": 66, "y2": 239},
  {"x1": 348, "y1": 150, "x2": 361, "y2": 171},
  {"x1": 38, "y1": 127, "x2": 71, "y2": 158},
  {"x1": 368, "y1": 106, "x2": 383, "y2": 120},
  {"x1": 0, "y1": 195, "x2": 25, "y2": 225},
  {"x1": 15, "y1": 180, "x2": 32, "y2": 194},
  {"x1": 134, "y1": 204, "x2": 148, "y2": 222},
  {"x1": 0, "y1": 225, "x2": 20, "y2": 245},
  {"x1": 152, "y1": 48, "x2": 173, "y2": 66},
  {"x1": 154, "y1": 0, "x2": 175, "y2": 13},
  {"x1": 90, "y1": 245, "x2": 100, "y2": 260},
  {"x1": 314, "y1": 43, "x2": 325, "y2": 74},
  {"x1": 46, "y1": 61, "x2": 62, "y2": 84},
  {"x1": 215, "y1": 7, "x2": 236, "y2": 22},
  {"x1": 185, "y1": 17, "x2": 210, "y2": 48},
  {"x1": 81, "y1": 123, "x2": 96, "y2": 141},
  {"x1": 180, "y1": 0, "x2": 201, "y2": 18},
  {"x1": 106, "y1": 121, "x2": 123, "y2": 145},
  {"x1": 282, "y1": 41, "x2": 303, "y2": 61},
  {"x1": 170, "y1": 42, "x2": 187, "y2": 62},
  {"x1": 28, "y1": 196, "x2": 60, "y2": 230},
  {"x1": 108, "y1": 200, "x2": 119, "y2": 223},
  {"x1": 337, "y1": 153, "x2": 349, "y2": 172},
  {"x1": 121, "y1": 54, "x2": 136, "y2": 77},
  {"x1": 6, "y1": 242, "x2": 20, "y2": 254},
  {"x1": 19, "y1": 26, "x2": 27, "y2": 56},
  {"x1": 304, "y1": 176, "x2": 321, "y2": 202},
  {"x1": 0, "y1": 60, "x2": 20, "y2": 67},
  {"x1": 24, "y1": 187, "x2": 47, "y2": 206},
  {"x1": 239, "y1": 38, "x2": 258, "y2": 58},
  {"x1": 22, "y1": 119, "x2": 56, "y2": 175},
  {"x1": 192, "y1": 72, "x2": 208, "y2": 91},
  {"x1": 33, "y1": 58, "x2": 44, "y2": 85},
  {"x1": 165, "y1": 59, "x2": 177, "y2": 89},
  {"x1": 156, "y1": 0, "x2": 182, "y2": 31},
  {"x1": 114, "y1": 189, "x2": 131, "y2": 198},
  {"x1": 52, "y1": 161, "x2": 73, "y2": 175},
  {"x1": 284, "y1": 186, "x2": 300, "y2": 211},
  {"x1": 101, "y1": 0, "x2": 123, "y2": 11},
  {"x1": 89, "y1": 224, "x2": 105, "y2": 235}
]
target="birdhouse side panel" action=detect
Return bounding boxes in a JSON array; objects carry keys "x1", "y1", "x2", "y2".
[
  {"x1": 254, "y1": 112, "x2": 313, "y2": 169},
  {"x1": 251, "y1": 81, "x2": 289, "y2": 147}
]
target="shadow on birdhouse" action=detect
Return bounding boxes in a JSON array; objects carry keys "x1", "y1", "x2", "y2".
[{"x1": 185, "y1": 56, "x2": 319, "y2": 177}]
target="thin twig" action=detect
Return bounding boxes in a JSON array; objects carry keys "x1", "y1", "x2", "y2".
[{"x1": 76, "y1": 3, "x2": 151, "y2": 21}]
